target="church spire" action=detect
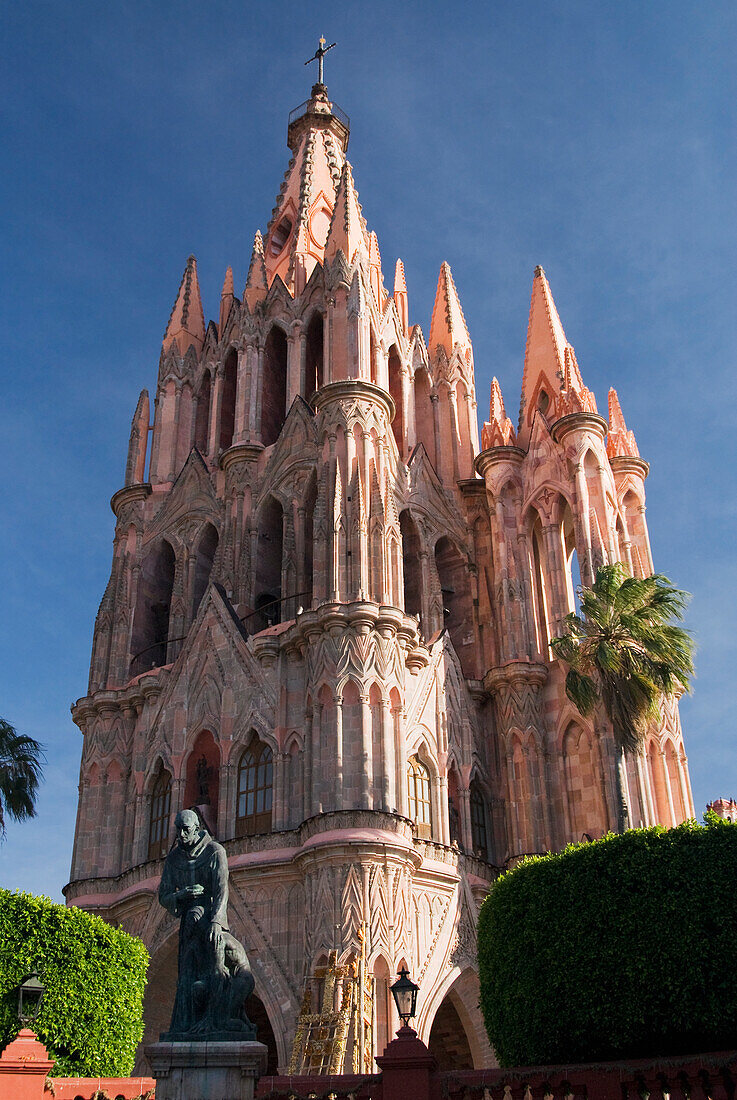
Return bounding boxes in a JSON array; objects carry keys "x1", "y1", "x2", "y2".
[
  {"x1": 263, "y1": 76, "x2": 351, "y2": 296},
  {"x1": 162, "y1": 254, "x2": 205, "y2": 357},
  {"x1": 428, "y1": 262, "x2": 471, "y2": 361},
  {"x1": 517, "y1": 266, "x2": 596, "y2": 448}
]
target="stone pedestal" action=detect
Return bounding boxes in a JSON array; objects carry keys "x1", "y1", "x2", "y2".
[
  {"x1": 0, "y1": 1029, "x2": 55, "y2": 1100},
  {"x1": 145, "y1": 1039, "x2": 268, "y2": 1100}
]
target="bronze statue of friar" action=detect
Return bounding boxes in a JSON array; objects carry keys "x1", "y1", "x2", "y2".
[{"x1": 158, "y1": 808, "x2": 257, "y2": 1041}]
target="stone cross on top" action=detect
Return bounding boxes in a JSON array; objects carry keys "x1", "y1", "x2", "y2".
[{"x1": 305, "y1": 36, "x2": 336, "y2": 86}]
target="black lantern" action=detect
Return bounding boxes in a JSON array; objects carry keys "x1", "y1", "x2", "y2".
[
  {"x1": 16, "y1": 972, "x2": 44, "y2": 1025},
  {"x1": 390, "y1": 967, "x2": 419, "y2": 1028}
]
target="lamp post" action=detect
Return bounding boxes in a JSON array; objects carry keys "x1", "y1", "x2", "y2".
[
  {"x1": 390, "y1": 967, "x2": 419, "y2": 1034},
  {"x1": 16, "y1": 972, "x2": 44, "y2": 1026}
]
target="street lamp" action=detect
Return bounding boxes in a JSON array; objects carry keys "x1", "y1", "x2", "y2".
[
  {"x1": 16, "y1": 972, "x2": 44, "y2": 1025},
  {"x1": 390, "y1": 967, "x2": 419, "y2": 1030}
]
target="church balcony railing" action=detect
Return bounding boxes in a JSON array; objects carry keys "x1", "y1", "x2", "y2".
[{"x1": 288, "y1": 98, "x2": 350, "y2": 129}]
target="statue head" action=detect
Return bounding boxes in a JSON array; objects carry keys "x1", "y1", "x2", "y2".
[{"x1": 175, "y1": 808, "x2": 204, "y2": 851}]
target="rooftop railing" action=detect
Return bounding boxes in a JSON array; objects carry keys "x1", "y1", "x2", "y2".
[{"x1": 288, "y1": 99, "x2": 350, "y2": 130}]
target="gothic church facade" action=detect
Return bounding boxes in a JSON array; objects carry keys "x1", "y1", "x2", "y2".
[{"x1": 66, "y1": 80, "x2": 695, "y2": 1070}]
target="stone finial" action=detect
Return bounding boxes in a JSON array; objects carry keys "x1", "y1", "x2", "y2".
[
  {"x1": 481, "y1": 377, "x2": 516, "y2": 449},
  {"x1": 245, "y1": 231, "x2": 268, "y2": 310},
  {"x1": 219, "y1": 265, "x2": 235, "y2": 333},
  {"x1": 324, "y1": 161, "x2": 367, "y2": 266},
  {"x1": 394, "y1": 258, "x2": 408, "y2": 334},
  {"x1": 607, "y1": 387, "x2": 640, "y2": 459}
]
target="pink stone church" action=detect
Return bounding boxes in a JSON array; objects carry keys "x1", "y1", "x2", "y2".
[{"x1": 65, "y1": 77, "x2": 694, "y2": 1071}]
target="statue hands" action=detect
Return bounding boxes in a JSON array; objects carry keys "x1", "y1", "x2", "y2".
[{"x1": 176, "y1": 883, "x2": 205, "y2": 902}]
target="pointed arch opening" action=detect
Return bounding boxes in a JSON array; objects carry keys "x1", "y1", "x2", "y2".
[
  {"x1": 399, "y1": 510, "x2": 423, "y2": 623},
  {"x1": 302, "y1": 472, "x2": 317, "y2": 610},
  {"x1": 194, "y1": 370, "x2": 212, "y2": 454},
  {"x1": 243, "y1": 993, "x2": 278, "y2": 1074},
  {"x1": 184, "y1": 729, "x2": 220, "y2": 834},
  {"x1": 623, "y1": 489, "x2": 647, "y2": 578},
  {"x1": 470, "y1": 778, "x2": 489, "y2": 858},
  {"x1": 563, "y1": 722, "x2": 605, "y2": 841},
  {"x1": 434, "y1": 537, "x2": 474, "y2": 674},
  {"x1": 254, "y1": 497, "x2": 283, "y2": 630},
  {"x1": 447, "y1": 764, "x2": 462, "y2": 848},
  {"x1": 428, "y1": 994, "x2": 474, "y2": 1070},
  {"x1": 414, "y1": 368, "x2": 436, "y2": 467},
  {"x1": 148, "y1": 764, "x2": 172, "y2": 861},
  {"x1": 530, "y1": 512, "x2": 551, "y2": 656},
  {"x1": 262, "y1": 325, "x2": 288, "y2": 446},
  {"x1": 236, "y1": 734, "x2": 273, "y2": 836},
  {"x1": 388, "y1": 345, "x2": 404, "y2": 455},
  {"x1": 561, "y1": 501, "x2": 581, "y2": 614},
  {"x1": 131, "y1": 539, "x2": 175, "y2": 676},
  {"x1": 304, "y1": 313, "x2": 324, "y2": 400},
  {"x1": 219, "y1": 348, "x2": 238, "y2": 452},
  {"x1": 192, "y1": 523, "x2": 219, "y2": 619}
]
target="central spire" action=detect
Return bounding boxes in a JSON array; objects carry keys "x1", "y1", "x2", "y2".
[{"x1": 262, "y1": 46, "x2": 352, "y2": 296}]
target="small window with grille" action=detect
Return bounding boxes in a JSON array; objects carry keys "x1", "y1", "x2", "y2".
[
  {"x1": 236, "y1": 738, "x2": 273, "y2": 836},
  {"x1": 407, "y1": 756, "x2": 432, "y2": 840},
  {"x1": 148, "y1": 769, "x2": 172, "y2": 860}
]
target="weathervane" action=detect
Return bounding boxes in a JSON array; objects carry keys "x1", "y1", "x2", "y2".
[{"x1": 305, "y1": 36, "x2": 336, "y2": 86}]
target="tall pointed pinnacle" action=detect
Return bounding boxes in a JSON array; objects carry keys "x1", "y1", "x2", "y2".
[
  {"x1": 428, "y1": 262, "x2": 471, "y2": 361},
  {"x1": 324, "y1": 160, "x2": 367, "y2": 266},
  {"x1": 481, "y1": 377, "x2": 516, "y2": 449},
  {"x1": 394, "y1": 259, "x2": 408, "y2": 334},
  {"x1": 517, "y1": 265, "x2": 596, "y2": 448},
  {"x1": 219, "y1": 265, "x2": 235, "y2": 333},
  {"x1": 607, "y1": 387, "x2": 640, "y2": 459},
  {"x1": 245, "y1": 231, "x2": 268, "y2": 311},
  {"x1": 162, "y1": 255, "x2": 205, "y2": 356},
  {"x1": 368, "y1": 232, "x2": 384, "y2": 308},
  {"x1": 124, "y1": 389, "x2": 150, "y2": 486},
  {"x1": 263, "y1": 79, "x2": 350, "y2": 296}
]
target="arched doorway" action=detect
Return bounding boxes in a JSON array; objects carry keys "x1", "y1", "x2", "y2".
[{"x1": 428, "y1": 995, "x2": 474, "y2": 1070}]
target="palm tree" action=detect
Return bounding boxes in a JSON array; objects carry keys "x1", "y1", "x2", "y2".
[
  {"x1": 0, "y1": 718, "x2": 44, "y2": 836},
  {"x1": 551, "y1": 563, "x2": 694, "y2": 832}
]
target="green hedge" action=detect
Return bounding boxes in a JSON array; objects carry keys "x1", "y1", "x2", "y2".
[
  {"x1": 0, "y1": 890, "x2": 148, "y2": 1076},
  {"x1": 478, "y1": 815, "x2": 737, "y2": 1067}
]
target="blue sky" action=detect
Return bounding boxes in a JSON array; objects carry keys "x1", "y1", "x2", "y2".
[{"x1": 1, "y1": 1, "x2": 735, "y2": 900}]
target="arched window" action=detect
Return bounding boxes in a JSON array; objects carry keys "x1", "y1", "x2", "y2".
[
  {"x1": 130, "y1": 539, "x2": 176, "y2": 676},
  {"x1": 236, "y1": 739, "x2": 273, "y2": 836},
  {"x1": 148, "y1": 768, "x2": 172, "y2": 860},
  {"x1": 219, "y1": 349, "x2": 238, "y2": 452},
  {"x1": 470, "y1": 780, "x2": 488, "y2": 856},
  {"x1": 262, "y1": 326, "x2": 288, "y2": 446},
  {"x1": 448, "y1": 765, "x2": 462, "y2": 848},
  {"x1": 304, "y1": 313, "x2": 324, "y2": 399},
  {"x1": 407, "y1": 755, "x2": 432, "y2": 839}
]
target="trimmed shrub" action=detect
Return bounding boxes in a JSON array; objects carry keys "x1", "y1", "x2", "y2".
[
  {"x1": 478, "y1": 815, "x2": 737, "y2": 1067},
  {"x1": 0, "y1": 890, "x2": 148, "y2": 1076}
]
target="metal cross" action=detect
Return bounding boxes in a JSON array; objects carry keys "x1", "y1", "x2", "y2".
[{"x1": 305, "y1": 36, "x2": 336, "y2": 85}]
